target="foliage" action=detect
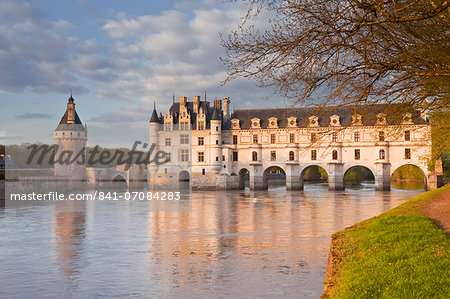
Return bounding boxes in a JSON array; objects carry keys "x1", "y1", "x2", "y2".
[
  {"x1": 344, "y1": 167, "x2": 374, "y2": 185},
  {"x1": 325, "y1": 185, "x2": 450, "y2": 298},
  {"x1": 430, "y1": 109, "x2": 450, "y2": 168},
  {"x1": 0, "y1": 144, "x2": 4, "y2": 155},
  {"x1": 5, "y1": 143, "x2": 148, "y2": 169},
  {"x1": 391, "y1": 165, "x2": 425, "y2": 181},
  {"x1": 223, "y1": 0, "x2": 449, "y2": 112},
  {"x1": 303, "y1": 166, "x2": 328, "y2": 181},
  {"x1": 0, "y1": 172, "x2": 4, "y2": 180}
]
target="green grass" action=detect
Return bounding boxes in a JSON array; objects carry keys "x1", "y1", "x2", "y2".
[{"x1": 325, "y1": 185, "x2": 450, "y2": 298}]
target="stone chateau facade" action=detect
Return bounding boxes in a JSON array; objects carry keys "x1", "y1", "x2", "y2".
[{"x1": 54, "y1": 95, "x2": 443, "y2": 190}]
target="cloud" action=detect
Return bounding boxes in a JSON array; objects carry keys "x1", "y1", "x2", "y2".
[
  {"x1": 87, "y1": 105, "x2": 151, "y2": 123},
  {"x1": 15, "y1": 113, "x2": 52, "y2": 119},
  {"x1": 0, "y1": 0, "x2": 112, "y2": 94},
  {"x1": 98, "y1": 2, "x2": 278, "y2": 112}
]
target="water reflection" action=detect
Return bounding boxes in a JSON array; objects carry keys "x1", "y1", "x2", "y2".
[{"x1": 0, "y1": 184, "x2": 423, "y2": 298}]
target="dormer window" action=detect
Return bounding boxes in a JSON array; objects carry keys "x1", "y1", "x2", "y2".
[
  {"x1": 402, "y1": 112, "x2": 413, "y2": 124},
  {"x1": 287, "y1": 116, "x2": 297, "y2": 128},
  {"x1": 352, "y1": 114, "x2": 363, "y2": 125},
  {"x1": 330, "y1": 115, "x2": 340, "y2": 126},
  {"x1": 231, "y1": 118, "x2": 240, "y2": 129},
  {"x1": 268, "y1": 117, "x2": 278, "y2": 128},
  {"x1": 309, "y1": 116, "x2": 319, "y2": 127},
  {"x1": 251, "y1": 118, "x2": 261, "y2": 129},
  {"x1": 376, "y1": 113, "x2": 387, "y2": 125},
  {"x1": 197, "y1": 121, "x2": 205, "y2": 130}
]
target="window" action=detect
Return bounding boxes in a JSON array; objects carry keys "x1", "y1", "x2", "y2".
[
  {"x1": 253, "y1": 134, "x2": 258, "y2": 144},
  {"x1": 165, "y1": 152, "x2": 171, "y2": 162},
  {"x1": 198, "y1": 137, "x2": 204, "y2": 145},
  {"x1": 216, "y1": 140, "x2": 219, "y2": 145},
  {"x1": 165, "y1": 138, "x2": 171, "y2": 146},
  {"x1": 165, "y1": 124, "x2": 172, "y2": 131},
  {"x1": 379, "y1": 131, "x2": 385, "y2": 141},
  {"x1": 180, "y1": 122, "x2": 190, "y2": 130},
  {"x1": 271, "y1": 151, "x2": 276, "y2": 161},
  {"x1": 311, "y1": 150, "x2": 317, "y2": 160},
  {"x1": 197, "y1": 121, "x2": 204, "y2": 130},
  {"x1": 271, "y1": 134, "x2": 276, "y2": 144},
  {"x1": 405, "y1": 130, "x2": 410, "y2": 141},
  {"x1": 310, "y1": 133, "x2": 317, "y2": 142},
  {"x1": 289, "y1": 151, "x2": 295, "y2": 161},
  {"x1": 405, "y1": 148, "x2": 411, "y2": 159},
  {"x1": 354, "y1": 131, "x2": 360, "y2": 142},
  {"x1": 223, "y1": 155, "x2": 225, "y2": 161},
  {"x1": 332, "y1": 150, "x2": 338, "y2": 160},
  {"x1": 233, "y1": 135, "x2": 238, "y2": 145},
  {"x1": 180, "y1": 149, "x2": 189, "y2": 162},
  {"x1": 180, "y1": 134, "x2": 189, "y2": 144},
  {"x1": 198, "y1": 152, "x2": 204, "y2": 162},
  {"x1": 379, "y1": 149, "x2": 385, "y2": 159},
  {"x1": 252, "y1": 151, "x2": 258, "y2": 161},
  {"x1": 202, "y1": 169, "x2": 205, "y2": 175},
  {"x1": 289, "y1": 133, "x2": 295, "y2": 143},
  {"x1": 216, "y1": 126, "x2": 219, "y2": 131},
  {"x1": 216, "y1": 156, "x2": 219, "y2": 161},
  {"x1": 354, "y1": 149, "x2": 360, "y2": 160},
  {"x1": 332, "y1": 132, "x2": 338, "y2": 142},
  {"x1": 233, "y1": 151, "x2": 238, "y2": 161}
]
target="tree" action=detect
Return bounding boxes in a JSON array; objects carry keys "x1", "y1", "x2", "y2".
[{"x1": 222, "y1": 0, "x2": 449, "y2": 112}]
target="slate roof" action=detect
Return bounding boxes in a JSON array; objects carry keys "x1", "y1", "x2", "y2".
[
  {"x1": 55, "y1": 97, "x2": 85, "y2": 131},
  {"x1": 157, "y1": 101, "x2": 224, "y2": 129},
  {"x1": 149, "y1": 108, "x2": 159, "y2": 123},
  {"x1": 58, "y1": 109, "x2": 83, "y2": 125},
  {"x1": 229, "y1": 104, "x2": 427, "y2": 129},
  {"x1": 211, "y1": 107, "x2": 221, "y2": 121}
]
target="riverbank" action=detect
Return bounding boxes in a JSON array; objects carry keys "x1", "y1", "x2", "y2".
[{"x1": 322, "y1": 185, "x2": 450, "y2": 298}]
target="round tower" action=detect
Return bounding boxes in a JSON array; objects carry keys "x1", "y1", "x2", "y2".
[
  {"x1": 210, "y1": 108, "x2": 222, "y2": 173},
  {"x1": 54, "y1": 95, "x2": 87, "y2": 180}
]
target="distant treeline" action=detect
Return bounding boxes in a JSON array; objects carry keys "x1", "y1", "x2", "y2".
[{"x1": 5, "y1": 143, "x2": 146, "y2": 169}]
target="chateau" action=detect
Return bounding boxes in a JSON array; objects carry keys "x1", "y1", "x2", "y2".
[{"x1": 54, "y1": 95, "x2": 443, "y2": 190}]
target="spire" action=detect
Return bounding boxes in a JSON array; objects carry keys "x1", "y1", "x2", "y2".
[
  {"x1": 211, "y1": 107, "x2": 221, "y2": 121},
  {"x1": 149, "y1": 103, "x2": 159, "y2": 123}
]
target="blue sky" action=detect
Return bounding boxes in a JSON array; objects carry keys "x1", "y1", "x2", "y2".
[{"x1": 0, "y1": 0, "x2": 283, "y2": 147}]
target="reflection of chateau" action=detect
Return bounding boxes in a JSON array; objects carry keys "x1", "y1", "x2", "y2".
[{"x1": 55, "y1": 95, "x2": 442, "y2": 190}]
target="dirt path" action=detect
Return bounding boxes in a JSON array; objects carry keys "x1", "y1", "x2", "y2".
[{"x1": 423, "y1": 188, "x2": 450, "y2": 233}]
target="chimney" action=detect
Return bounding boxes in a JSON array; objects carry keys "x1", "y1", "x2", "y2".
[
  {"x1": 223, "y1": 97, "x2": 230, "y2": 120},
  {"x1": 193, "y1": 95, "x2": 200, "y2": 112},
  {"x1": 179, "y1": 96, "x2": 187, "y2": 106},
  {"x1": 213, "y1": 99, "x2": 222, "y2": 110}
]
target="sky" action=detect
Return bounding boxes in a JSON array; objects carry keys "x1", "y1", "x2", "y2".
[{"x1": 0, "y1": 0, "x2": 286, "y2": 148}]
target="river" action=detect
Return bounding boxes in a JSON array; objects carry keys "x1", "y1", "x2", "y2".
[{"x1": 0, "y1": 182, "x2": 424, "y2": 298}]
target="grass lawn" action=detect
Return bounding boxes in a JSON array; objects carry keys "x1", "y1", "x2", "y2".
[{"x1": 323, "y1": 185, "x2": 450, "y2": 298}]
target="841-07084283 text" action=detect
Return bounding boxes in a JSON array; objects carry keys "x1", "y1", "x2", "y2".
[{"x1": 98, "y1": 191, "x2": 181, "y2": 201}]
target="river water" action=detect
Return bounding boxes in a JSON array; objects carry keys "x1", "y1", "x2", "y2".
[{"x1": 1, "y1": 183, "x2": 423, "y2": 298}]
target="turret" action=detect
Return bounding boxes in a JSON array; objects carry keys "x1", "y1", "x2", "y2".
[
  {"x1": 210, "y1": 108, "x2": 222, "y2": 172},
  {"x1": 149, "y1": 103, "x2": 160, "y2": 175},
  {"x1": 54, "y1": 95, "x2": 87, "y2": 180}
]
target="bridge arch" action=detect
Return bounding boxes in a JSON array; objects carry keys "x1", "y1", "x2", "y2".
[
  {"x1": 111, "y1": 173, "x2": 128, "y2": 189},
  {"x1": 238, "y1": 168, "x2": 250, "y2": 189},
  {"x1": 179, "y1": 170, "x2": 190, "y2": 190},
  {"x1": 343, "y1": 165, "x2": 375, "y2": 188},
  {"x1": 263, "y1": 165, "x2": 286, "y2": 189},
  {"x1": 300, "y1": 164, "x2": 329, "y2": 190},
  {"x1": 391, "y1": 164, "x2": 426, "y2": 190}
]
